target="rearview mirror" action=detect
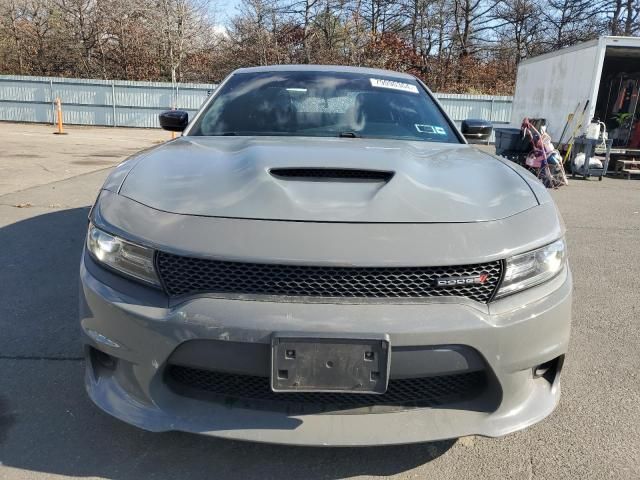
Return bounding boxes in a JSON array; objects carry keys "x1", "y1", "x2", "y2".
[
  {"x1": 159, "y1": 110, "x2": 189, "y2": 132},
  {"x1": 461, "y1": 119, "x2": 493, "y2": 143}
]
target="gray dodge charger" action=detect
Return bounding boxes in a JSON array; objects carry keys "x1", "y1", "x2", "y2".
[{"x1": 80, "y1": 65, "x2": 571, "y2": 446}]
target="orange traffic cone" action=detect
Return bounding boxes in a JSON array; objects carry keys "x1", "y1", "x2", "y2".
[{"x1": 53, "y1": 97, "x2": 67, "y2": 135}]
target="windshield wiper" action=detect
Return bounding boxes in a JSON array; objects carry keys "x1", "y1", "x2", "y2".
[{"x1": 338, "y1": 131, "x2": 361, "y2": 138}]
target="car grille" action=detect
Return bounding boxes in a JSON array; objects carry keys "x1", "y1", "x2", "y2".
[
  {"x1": 155, "y1": 253, "x2": 503, "y2": 303},
  {"x1": 167, "y1": 365, "x2": 488, "y2": 413}
]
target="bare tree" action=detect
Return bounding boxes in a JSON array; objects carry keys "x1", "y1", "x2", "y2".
[
  {"x1": 495, "y1": 0, "x2": 541, "y2": 64},
  {"x1": 1, "y1": 0, "x2": 638, "y2": 93},
  {"x1": 623, "y1": 0, "x2": 639, "y2": 34},
  {"x1": 543, "y1": 0, "x2": 606, "y2": 49},
  {"x1": 154, "y1": 0, "x2": 212, "y2": 83}
]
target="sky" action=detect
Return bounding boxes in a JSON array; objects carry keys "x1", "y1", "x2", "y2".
[{"x1": 213, "y1": 0, "x2": 243, "y2": 27}]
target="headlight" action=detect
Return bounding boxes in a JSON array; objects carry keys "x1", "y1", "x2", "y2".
[
  {"x1": 87, "y1": 224, "x2": 160, "y2": 286},
  {"x1": 496, "y1": 238, "x2": 567, "y2": 298}
]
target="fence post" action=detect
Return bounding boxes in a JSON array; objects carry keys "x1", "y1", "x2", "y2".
[
  {"x1": 49, "y1": 79, "x2": 54, "y2": 125},
  {"x1": 111, "y1": 80, "x2": 117, "y2": 127}
]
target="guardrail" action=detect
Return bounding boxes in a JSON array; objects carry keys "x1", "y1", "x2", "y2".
[{"x1": 0, "y1": 75, "x2": 513, "y2": 137}]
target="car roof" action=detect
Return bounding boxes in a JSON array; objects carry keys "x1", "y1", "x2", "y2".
[{"x1": 232, "y1": 64, "x2": 416, "y2": 80}]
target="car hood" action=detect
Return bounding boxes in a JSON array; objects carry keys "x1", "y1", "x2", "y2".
[{"x1": 117, "y1": 136, "x2": 538, "y2": 223}]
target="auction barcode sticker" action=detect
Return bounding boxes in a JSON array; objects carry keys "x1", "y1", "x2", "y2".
[{"x1": 370, "y1": 78, "x2": 419, "y2": 94}]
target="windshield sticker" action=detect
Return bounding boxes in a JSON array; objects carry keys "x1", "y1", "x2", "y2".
[
  {"x1": 370, "y1": 78, "x2": 419, "y2": 94},
  {"x1": 415, "y1": 124, "x2": 447, "y2": 135},
  {"x1": 415, "y1": 124, "x2": 435, "y2": 133}
]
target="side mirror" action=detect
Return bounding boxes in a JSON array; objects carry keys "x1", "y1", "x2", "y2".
[
  {"x1": 461, "y1": 119, "x2": 493, "y2": 143},
  {"x1": 159, "y1": 110, "x2": 188, "y2": 132}
]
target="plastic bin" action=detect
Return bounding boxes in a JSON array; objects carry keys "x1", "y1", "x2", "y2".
[{"x1": 494, "y1": 128, "x2": 530, "y2": 155}]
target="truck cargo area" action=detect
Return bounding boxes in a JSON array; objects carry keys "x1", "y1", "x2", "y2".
[
  {"x1": 510, "y1": 37, "x2": 640, "y2": 160},
  {"x1": 595, "y1": 46, "x2": 640, "y2": 152}
]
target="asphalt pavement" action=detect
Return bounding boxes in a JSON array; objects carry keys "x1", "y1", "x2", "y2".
[{"x1": 0, "y1": 124, "x2": 638, "y2": 479}]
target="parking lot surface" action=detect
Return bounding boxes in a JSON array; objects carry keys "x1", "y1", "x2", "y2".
[
  {"x1": 0, "y1": 124, "x2": 639, "y2": 479},
  {"x1": 0, "y1": 122, "x2": 164, "y2": 196}
]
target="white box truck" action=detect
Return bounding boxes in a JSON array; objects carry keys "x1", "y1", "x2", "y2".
[{"x1": 509, "y1": 36, "x2": 640, "y2": 157}]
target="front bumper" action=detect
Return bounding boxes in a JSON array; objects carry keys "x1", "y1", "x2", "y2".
[{"x1": 80, "y1": 249, "x2": 572, "y2": 446}]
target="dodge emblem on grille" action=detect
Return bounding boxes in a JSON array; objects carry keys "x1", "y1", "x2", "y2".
[{"x1": 435, "y1": 273, "x2": 489, "y2": 287}]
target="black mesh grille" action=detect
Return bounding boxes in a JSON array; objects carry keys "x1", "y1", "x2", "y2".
[
  {"x1": 270, "y1": 168, "x2": 394, "y2": 182},
  {"x1": 156, "y1": 253, "x2": 502, "y2": 303},
  {"x1": 167, "y1": 365, "x2": 487, "y2": 413}
]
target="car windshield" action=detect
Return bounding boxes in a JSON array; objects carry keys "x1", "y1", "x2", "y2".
[{"x1": 189, "y1": 71, "x2": 460, "y2": 143}]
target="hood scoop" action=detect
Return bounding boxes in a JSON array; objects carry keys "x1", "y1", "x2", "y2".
[{"x1": 269, "y1": 167, "x2": 394, "y2": 183}]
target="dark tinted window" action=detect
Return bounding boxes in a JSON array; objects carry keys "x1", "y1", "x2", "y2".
[{"x1": 189, "y1": 71, "x2": 460, "y2": 143}]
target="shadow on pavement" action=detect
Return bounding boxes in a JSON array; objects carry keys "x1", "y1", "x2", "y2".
[
  {"x1": 0, "y1": 207, "x2": 455, "y2": 479},
  {"x1": 0, "y1": 206, "x2": 90, "y2": 359}
]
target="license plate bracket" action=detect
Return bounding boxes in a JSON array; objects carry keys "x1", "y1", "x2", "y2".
[{"x1": 271, "y1": 333, "x2": 390, "y2": 394}]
